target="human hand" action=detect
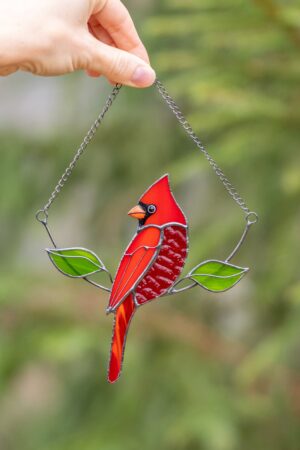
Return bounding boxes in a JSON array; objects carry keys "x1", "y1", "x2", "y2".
[{"x1": 0, "y1": 0, "x2": 155, "y2": 87}]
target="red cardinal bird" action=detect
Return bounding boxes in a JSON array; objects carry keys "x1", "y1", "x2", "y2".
[{"x1": 106, "y1": 174, "x2": 188, "y2": 383}]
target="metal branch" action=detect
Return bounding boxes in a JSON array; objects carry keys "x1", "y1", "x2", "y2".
[
  {"x1": 226, "y1": 223, "x2": 250, "y2": 262},
  {"x1": 226, "y1": 212, "x2": 258, "y2": 262},
  {"x1": 164, "y1": 277, "x2": 197, "y2": 297},
  {"x1": 84, "y1": 277, "x2": 111, "y2": 293}
]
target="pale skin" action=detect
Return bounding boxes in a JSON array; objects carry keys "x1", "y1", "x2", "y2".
[{"x1": 0, "y1": 0, "x2": 156, "y2": 87}]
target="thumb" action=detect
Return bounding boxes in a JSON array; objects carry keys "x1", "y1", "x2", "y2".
[{"x1": 85, "y1": 36, "x2": 156, "y2": 88}]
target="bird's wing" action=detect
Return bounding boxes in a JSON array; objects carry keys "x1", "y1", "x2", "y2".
[{"x1": 108, "y1": 226, "x2": 162, "y2": 311}]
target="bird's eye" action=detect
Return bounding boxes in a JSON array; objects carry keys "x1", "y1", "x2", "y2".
[{"x1": 147, "y1": 204, "x2": 156, "y2": 214}]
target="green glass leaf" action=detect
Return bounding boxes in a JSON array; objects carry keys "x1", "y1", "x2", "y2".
[
  {"x1": 46, "y1": 247, "x2": 105, "y2": 278},
  {"x1": 189, "y1": 260, "x2": 248, "y2": 292}
]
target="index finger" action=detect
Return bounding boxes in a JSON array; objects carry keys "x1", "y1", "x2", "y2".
[{"x1": 91, "y1": 0, "x2": 150, "y2": 64}]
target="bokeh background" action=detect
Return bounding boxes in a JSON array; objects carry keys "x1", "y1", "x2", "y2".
[{"x1": 1, "y1": 0, "x2": 300, "y2": 449}]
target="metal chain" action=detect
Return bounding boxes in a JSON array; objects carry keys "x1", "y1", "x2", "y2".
[
  {"x1": 36, "y1": 83, "x2": 122, "y2": 223},
  {"x1": 37, "y1": 79, "x2": 256, "y2": 224},
  {"x1": 154, "y1": 79, "x2": 252, "y2": 217}
]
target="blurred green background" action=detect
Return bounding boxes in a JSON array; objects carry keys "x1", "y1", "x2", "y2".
[{"x1": 0, "y1": 0, "x2": 300, "y2": 449}]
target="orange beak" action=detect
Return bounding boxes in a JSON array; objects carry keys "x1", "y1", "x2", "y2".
[{"x1": 128, "y1": 204, "x2": 146, "y2": 220}]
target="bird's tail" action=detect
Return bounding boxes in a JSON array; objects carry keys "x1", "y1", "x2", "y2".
[{"x1": 108, "y1": 294, "x2": 136, "y2": 383}]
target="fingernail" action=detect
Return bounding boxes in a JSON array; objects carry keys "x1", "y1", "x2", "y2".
[{"x1": 131, "y1": 65, "x2": 156, "y2": 87}]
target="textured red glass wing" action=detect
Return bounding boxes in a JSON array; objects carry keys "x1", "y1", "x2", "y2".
[
  {"x1": 108, "y1": 294, "x2": 135, "y2": 383},
  {"x1": 108, "y1": 227, "x2": 161, "y2": 310},
  {"x1": 135, "y1": 225, "x2": 188, "y2": 304}
]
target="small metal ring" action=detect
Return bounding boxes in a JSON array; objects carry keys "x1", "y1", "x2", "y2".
[
  {"x1": 246, "y1": 211, "x2": 258, "y2": 225},
  {"x1": 36, "y1": 209, "x2": 48, "y2": 224}
]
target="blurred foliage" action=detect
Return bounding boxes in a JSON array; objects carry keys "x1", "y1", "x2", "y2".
[{"x1": 0, "y1": 0, "x2": 300, "y2": 449}]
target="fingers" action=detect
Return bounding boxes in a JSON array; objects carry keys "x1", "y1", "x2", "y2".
[
  {"x1": 92, "y1": 0, "x2": 150, "y2": 64},
  {"x1": 86, "y1": 22, "x2": 114, "y2": 77},
  {"x1": 87, "y1": 0, "x2": 155, "y2": 86},
  {"x1": 88, "y1": 18, "x2": 115, "y2": 47},
  {"x1": 85, "y1": 36, "x2": 155, "y2": 87},
  {"x1": 86, "y1": 69, "x2": 102, "y2": 77}
]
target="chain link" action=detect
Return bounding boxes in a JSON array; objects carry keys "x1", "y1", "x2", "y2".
[
  {"x1": 36, "y1": 83, "x2": 122, "y2": 221},
  {"x1": 37, "y1": 79, "x2": 254, "y2": 223},
  {"x1": 154, "y1": 79, "x2": 251, "y2": 216}
]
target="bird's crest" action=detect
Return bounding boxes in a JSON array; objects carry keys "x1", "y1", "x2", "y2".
[{"x1": 139, "y1": 174, "x2": 186, "y2": 226}]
